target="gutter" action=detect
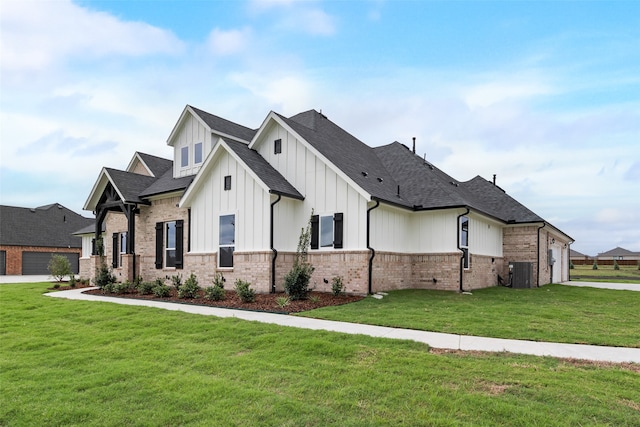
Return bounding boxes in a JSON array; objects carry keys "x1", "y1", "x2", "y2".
[
  {"x1": 457, "y1": 207, "x2": 470, "y2": 292},
  {"x1": 367, "y1": 200, "x2": 381, "y2": 294},
  {"x1": 536, "y1": 222, "x2": 546, "y2": 287},
  {"x1": 270, "y1": 194, "x2": 282, "y2": 293}
]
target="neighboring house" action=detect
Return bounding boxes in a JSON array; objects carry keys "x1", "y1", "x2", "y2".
[
  {"x1": 0, "y1": 204, "x2": 94, "y2": 275},
  {"x1": 81, "y1": 105, "x2": 573, "y2": 293},
  {"x1": 596, "y1": 247, "x2": 640, "y2": 262},
  {"x1": 570, "y1": 249, "x2": 592, "y2": 264}
]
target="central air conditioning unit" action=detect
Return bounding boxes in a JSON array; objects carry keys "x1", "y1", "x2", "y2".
[{"x1": 509, "y1": 262, "x2": 533, "y2": 288}]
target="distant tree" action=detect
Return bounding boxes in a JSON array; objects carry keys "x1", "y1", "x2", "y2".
[
  {"x1": 592, "y1": 260, "x2": 598, "y2": 270},
  {"x1": 613, "y1": 259, "x2": 620, "y2": 270},
  {"x1": 48, "y1": 255, "x2": 71, "y2": 282}
]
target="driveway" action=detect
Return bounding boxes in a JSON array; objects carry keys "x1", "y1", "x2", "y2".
[
  {"x1": 561, "y1": 281, "x2": 640, "y2": 291},
  {"x1": 0, "y1": 275, "x2": 59, "y2": 284}
]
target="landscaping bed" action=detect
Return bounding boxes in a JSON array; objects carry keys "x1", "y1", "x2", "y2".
[{"x1": 82, "y1": 287, "x2": 364, "y2": 314}]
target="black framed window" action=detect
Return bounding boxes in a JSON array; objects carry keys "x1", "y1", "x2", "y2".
[
  {"x1": 460, "y1": 215, "x2": 469, "y2": 269},
  {"x1": 219, "y1": 214, "x2": 235, "y2": 268},
  {"x1": 274, "y1": 138, "x2": 282, "y2": 154},
  {"x1": 311, "y1": 213, "x2": 343, "y2": 249},
  {"x1": 224, "y1": 175, "x2": 232, "y2": 191},
  {"x1": 155, "y1": 220, "x2": 183, "y2": 269}
]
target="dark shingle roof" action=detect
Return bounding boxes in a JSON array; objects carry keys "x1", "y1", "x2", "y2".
[
  {"x1": 0, "y1": 204, "x2": 94, "y2": 248},
  {"x1": 136, "y1": 152, "x2": 172, "y2": 177},
  {"x1": 280, "y1": 110, "x2": 404, "y2": 204},
  {"x1": 373, "y1": 142, "x2": 544, "y2": 223},
  {"x1": 224, "y1": 139, "x2": 303, "y2": 200},
  {"x1": 105, "y1": 168, "x2": 158, "y2": 204},
  {"x1": 597, "y1": 247, "x2": 640, "y2": 257},
  {"x1": 139, "y1": 168, "x2": 195, "y2": 198},
  {"x1": 190, "y1": 105, "x2": 257, "y2": 142}
]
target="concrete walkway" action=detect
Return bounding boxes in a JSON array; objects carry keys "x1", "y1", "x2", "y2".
[{"x1": 45, "y1": 287, "x2": 640, "y2": 364}]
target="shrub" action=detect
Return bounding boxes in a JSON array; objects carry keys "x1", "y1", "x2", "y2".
[
  {"x1": 153, "y1": 283, "x2": 171, "y2": 298},
  {"x1": 94, "y1": 263, "x2": 116, "y2": 289},
  {"x1": 138, "y1": 281, "x2": 156, "y2": 295},
  {"x1": 171, "y1": 274, "x2": 183, "y2": 291},
  {"x1": 178, "y1": 273, "x2": 200, "y2": 299},
  {"x1": 204, "y1": 285, "x2": 226, "y2": 301},
  {"x1": 283, "y1": 212, "x2": 315, "y2": 300},
  {"x1": 113, "y1": 281, "x2": 133, "y2": 295},
  {"x1": 613, "y1": 259, "x2": 620, "y2": 270},
  {"x1": 235, "y1": 279, "x2": 255, "y2": 303},
  {"x1": 48, "y1": 254, "x2": 71, "y2": 282},
  {"x1": 212, "y1": 272, "x2": 225, "y2": 288},
  {"x1": 331, "y1": 276, "x2": 344, "y2": 296},
  {"x1": 569, "y1": 261, "x2": 574, "y2": 270},
  {"x1": 101, "y1": 282, "x2": 115, "y2": 294},
  {"x1": 69, "y1": 275, "x2": 77, "y2": 288},
  {"x1": 309, "y1": 295, "x2": 320, "y2": 303},
  {"x1": 592, "y1": 261, "x2": 598, "y2": 270},
  {"x1": 276, "y1": 296, "x2": 290, "y2": 308}
]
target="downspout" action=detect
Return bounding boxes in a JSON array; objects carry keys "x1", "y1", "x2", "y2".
[
  {"x1": 457, "y1": 207, "x2": 470, "y2": 292},
  {"x1": 367, "y1": 200, "x2": 380, "y2": 294},
  {"x1": 270, "y1": 194, "x2": 282, "y2": 293},
  {"x1": 536, "y1": 222, "x2": 546, "y2": 287}
]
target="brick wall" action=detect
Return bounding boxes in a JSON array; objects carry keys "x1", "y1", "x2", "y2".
[
  {"x1": 503, "y1": 226, "x2": 540, "y2": 286},
  {"x1": 0, "y1": 245, "x2": 82, "y2": 275}
]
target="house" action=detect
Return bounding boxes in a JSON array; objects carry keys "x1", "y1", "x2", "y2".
[
  {"x1": 570, "y1": 249, "x2": 592, "y2": 265},
  {"x1": 80, "y1": 105, "x2": 574, "y2": 293},
  {"x1": 0, "y1": 203, "x2": 94, "y2": 275},
  {"x1": 596, "y1": 247, "x2": 640, "y2": 263}
]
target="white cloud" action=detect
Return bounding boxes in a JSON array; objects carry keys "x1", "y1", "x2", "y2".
[
  {"x1": 246, "y1": 0, "x2": 336, "y2": 36},
  {"x1": 207, "y1": 27, "x2": 252, "y2": 55},
  {"x1": 0, "y1": 0, "x2": 184, "y2": 72}
]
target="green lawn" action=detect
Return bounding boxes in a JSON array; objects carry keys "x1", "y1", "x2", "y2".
[
  {"x1": 1, "y1": 283, "x2": 639, "y2": 426},
  {"x1": 301, "y1": 285, "x2": 640, "y2": 348},
  {"x1": 570, "y1": 264, "x2": 640, "y2": 283}
]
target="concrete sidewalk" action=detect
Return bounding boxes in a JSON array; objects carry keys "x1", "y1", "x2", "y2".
[{"x1": 45, "y1": 287, "x2": 640, "y2": 364}]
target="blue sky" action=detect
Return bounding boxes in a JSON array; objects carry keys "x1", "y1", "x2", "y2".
[{"x1": 1, "y1": 0, "x2": 638, "y2": 256}]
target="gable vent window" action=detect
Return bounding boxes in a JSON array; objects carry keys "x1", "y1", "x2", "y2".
[
  {"x1": 224, "y1": 175, "x2": 232, "y2": 191},
  {"x1": 274, "y1": 138, "x2": 282, "y2": 154},
  {"x1": 181, "y1": 146, "x2": 189, "y2": 168},
  {"x1": 194, "y1": 142, "x2": 203, "y2": 164},
  {"x1": 310, "y1": 213, "x2": 343, "y2": 250}
]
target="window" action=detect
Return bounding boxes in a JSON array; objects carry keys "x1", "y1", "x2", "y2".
[
  {"x1": 224, "y1": 175, "x2": 232, "y2": 191},
  {"x1": 311, "y1": 213, "x2": 343, "y2": 250},
  {"x1": 181, "y1": 146, "x2": 189, "y2": 167},
  {"x1": 119, "y1": 232, "x2": 127, "y2": 266},
  {"x1": 166, "y1": 221, "x2": 176, "y2": 268},
  {"x1": 219, "y1": 214, "x2": 235, "y2": 268},
  {"x1": 274, "y1": 138, "x2": 282, "y2": 154},
  {"x1": 194, "y1": 142, "x2": 203, "y2": 164},
  {"x1": 112, "y1": 232, "x2": 125, "y2": 268},
  {"x1": 155, "y1": 220, "x2": 184, "y2": 269},
  {"x1": 460, "y1": 215, "x2": 469, "y2": 269}
]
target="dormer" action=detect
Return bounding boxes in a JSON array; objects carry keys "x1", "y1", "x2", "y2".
[{"x1": 166, "y1": 105, "x2": 257, "y2": 178}]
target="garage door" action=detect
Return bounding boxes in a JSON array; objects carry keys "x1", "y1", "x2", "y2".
[{"x1": 22, "y1": 252, "x2": 79, "y2": 275}]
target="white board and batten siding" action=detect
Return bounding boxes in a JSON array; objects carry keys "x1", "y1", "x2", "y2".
[
  {"x1": 188, "y1": 150, "x2": 271, "y2": 253},
  {"x1": 171, "y1": 114, "x2": 211, "y2": 178},
  {"x1": 369, "y1": 206, "x2": 503, "y2": 256},
  {"x1": 467, "y1": 213, "x2": 503, "y2": 257},
  {"x1": 254, "y1": 122, "x2": 368, "y2": 251}
]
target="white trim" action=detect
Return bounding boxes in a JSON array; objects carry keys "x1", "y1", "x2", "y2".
[
  {"x1": 248, "y1": 112, "x2": 372, "y2": 202},
  {"x1": 179, "y1": 138, "x2": 271, "y2": 208},
  {"x1": 126, "y1": 152, "x2": 154, "y2": 176}
]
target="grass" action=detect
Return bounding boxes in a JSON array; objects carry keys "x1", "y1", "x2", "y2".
[
  {"x1": 1, "y1": 283, "x2": 639, "y2": 426},
  {"x1": 301, "y1": 285, "x2": 640, "y2": 348},
  {"x1": 570, "y1": 264, "x2": 640, "y2": 283}
]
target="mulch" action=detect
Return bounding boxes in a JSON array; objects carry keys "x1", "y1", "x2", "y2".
[{"x1": 81, "y1": 287, "x2": 364, "y2": 314}]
